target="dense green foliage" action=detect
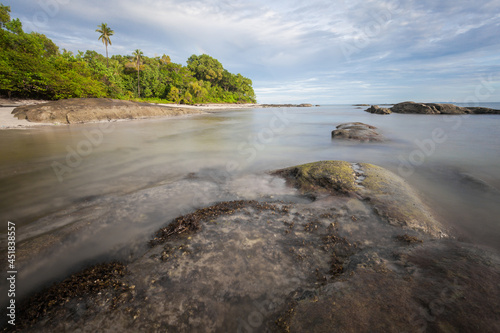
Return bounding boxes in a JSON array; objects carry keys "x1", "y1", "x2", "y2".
[{"x1": 0, "y1": 5, "x2": 256, "y2": 103}]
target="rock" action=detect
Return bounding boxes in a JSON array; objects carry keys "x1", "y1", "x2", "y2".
[
  {"x1": 274, "y1": 161, "x2": 445, "y2": 238},
  {"x1": 390, "y1": 101, "x2": 468, "y2": 114},
  {"x1": 365, "y1": 105, "x2": 392, "y2": 114},
  {"x1": 467, "y1": 106, "x2": 500, "y2": 114},
  {"x1": 288, "y1": 241, "x2": 500, "y2": 333},
  {"x1": 331, "y1": 122, "x2": 385, "y2": 142},
  {"x1": 11, "y1": 98, "x2": 201, "y2": 124},
  {"x1": 359, "y1": 163, "x2": 445, "y2": 237},
  {"x1": 365, "y1": 101, "x2": 500, "y2": 115},
  {"x1": 12, "y1": 161, "x2": 499, "y2": 332},
  {"x1": 299, "y1": 103, "x2": 313, "y2": 107},
  {"x1": 272, "y1": 160, "x2": 358, "y2": 194}
]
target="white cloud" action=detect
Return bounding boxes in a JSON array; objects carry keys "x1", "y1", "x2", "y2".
[{"x1": 8, "y1": 0, "x2": 500, "y2": 103}]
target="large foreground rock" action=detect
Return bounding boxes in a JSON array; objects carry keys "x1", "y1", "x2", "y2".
[
  {"x1": 365, "y1": 101, "x2": 500, "y2": 115},
  {"x1": 11, "y1": 98, "x2": 201, "y2": 124},
  {"x1": 8, "y1": 161, "x2": 499, "y2": 332}
]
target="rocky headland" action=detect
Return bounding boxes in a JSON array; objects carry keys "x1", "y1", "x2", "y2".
[
  {"x1": 365, "y1": 101, "x2": 500, "y2": 115},
  {"x1": 11, "y1": 98, "x2": 204, "y2": 124},
  {"x1": 8, "y1": 161, "x2": 499, "y2": 332}
]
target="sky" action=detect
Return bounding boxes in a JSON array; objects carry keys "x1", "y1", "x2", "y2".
[{"x1": 6, "y1": 0, "x2": 500, "y2": 104}]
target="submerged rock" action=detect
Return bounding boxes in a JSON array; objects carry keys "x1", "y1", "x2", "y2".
[
  {"x1": 288, "y1": 240, "x2": 500, "y2": 333},
  {"x1": 331, "y1": 122, "x2": 385, "y2": 142},
  {"x1": 10, "y1": 161, "x2": 500, "y2": 332}
]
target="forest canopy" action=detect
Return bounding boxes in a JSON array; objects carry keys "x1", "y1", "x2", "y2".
[{"x1": 0, "y1": 4, "x2": 256, "y2": 104}]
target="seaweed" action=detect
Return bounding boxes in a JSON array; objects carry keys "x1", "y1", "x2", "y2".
[
  {"x1": 150, "y1": 200, "x2": 289, "y2": 246},
  {"x1": 12, "y1": 262, "x2": 128, "y2": 330}
]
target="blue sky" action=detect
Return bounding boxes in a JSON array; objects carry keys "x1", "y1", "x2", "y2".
[{"x1": 6, "y1": 0, "x2": 500, "y2": 104}]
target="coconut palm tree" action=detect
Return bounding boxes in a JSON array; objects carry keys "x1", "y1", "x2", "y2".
[
  {"x1": 132, "y1": 49, "x2": 144, "y2": 97},
  {"x1": 96, "y1": 23, "x2": 114, "y2": 67}
]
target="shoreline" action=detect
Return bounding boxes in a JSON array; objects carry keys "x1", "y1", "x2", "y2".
[
  {"x1": 0, "y1": 99, "x2": 313, "y2": 130},
  {"x1": 0, "y1": 107, "x2": 53, "y2": 129}
]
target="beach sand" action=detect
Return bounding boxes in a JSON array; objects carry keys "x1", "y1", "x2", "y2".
[{"x1": 0, "y1": 107, "x2": 53, "y2": 129}]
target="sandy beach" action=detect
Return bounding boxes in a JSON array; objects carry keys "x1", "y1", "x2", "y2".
[
  {"x1": 0, "y1": 98, "x2": 50, "y2": 129},
  {"x1": 0, "y1": 107, "x2": 53, "y2": 129}
]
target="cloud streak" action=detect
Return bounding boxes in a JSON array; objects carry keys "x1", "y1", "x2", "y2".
[{"x1": 8, "y1": 0, "x2": 500, "y2": 103}]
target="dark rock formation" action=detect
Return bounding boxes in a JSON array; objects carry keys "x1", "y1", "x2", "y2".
[
  {"x1": 391, "y1": 101, "x2": 468, "y2": 114},
  {"x1": 365, "y1": 105, "x2": 392, "y2": 114},
  {"x1": 365, "y1": 101, "x2": 500, "y2": 115},
  {"x1": 331, "y1": 122, "x2": 385, "y2": 142}
]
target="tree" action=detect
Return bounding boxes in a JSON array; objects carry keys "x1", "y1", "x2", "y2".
[
  {"x1": 187, "y1": 54, "x2": 224, "y2": 84},
  {"x1": 132, "y1": 49, "x2": 144, "y2": 97},
  {"x1": 0, "y1": 3, "x2": 11, "y2": 29},
  {"x1": 96, "y1": 23, "x2": 114, "y2": 67},
  {"x1": 1, "y1": 5, "x2": 257, "y2": 102},
  {"x1": 167, "y1": 86, "x2": 180, "y2": 103}
]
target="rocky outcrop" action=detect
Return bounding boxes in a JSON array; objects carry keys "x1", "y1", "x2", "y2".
[
  {"x1": 365, "y1": 105, "x2": 392, "y2": 114},
  {"x1": 331, "y1": 122, "x2": 385, "y2": 142},
  {"x1": 274, "y1": 161, "x2": 445, "y2": 238},
  {"x1": 467, "y1": 106, "x2": 500, "y2": 114},
  {"x1": 391, "y1": 101, "x2": 468, "y2": 114},
  {"x1": 365, "y1": 101, "x2": 500, "y2": 115},
  {"x1": 11, "y1": 161, "x2": 500, "y2": 332},
  {"x1": 11, "y1": 98, "x2": 202, "y2": 124}
]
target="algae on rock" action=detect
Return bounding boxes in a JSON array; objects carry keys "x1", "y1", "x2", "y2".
[
  {"x1": 358, "y1": 163, "x2": 446, "y2": 238},
  {"x1": 273, "y1": 161, "x2": 357, "y2": 194},
  {"x1": 274, "y1": 160, "x2": 447, "y2": 238}
]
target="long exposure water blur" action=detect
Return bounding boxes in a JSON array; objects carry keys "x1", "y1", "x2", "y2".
[{"x1": 1, "y1": 104, "x2": 499, "y2": 300}]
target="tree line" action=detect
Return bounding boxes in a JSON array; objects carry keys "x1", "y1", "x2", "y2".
[{"x1": 0, "y1": 4, "x2": 256, "y2": 104}]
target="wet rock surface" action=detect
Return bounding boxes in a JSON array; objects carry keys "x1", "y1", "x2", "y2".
[
  {"x1": 331, "y1": 122, "x2": 385, "y2": 142},
  {"x1": 11, "y1": 98, "x2": 202, "y2": 124},
  {"x1": 7, "y1": 161, "x2": 500, "y2": 332},
  {"x1": 272, "y1": 160, "x2": 358, "y2": 194},
  {"x1": 365, "y1": 101, "x2": 500, "y2": 115}
]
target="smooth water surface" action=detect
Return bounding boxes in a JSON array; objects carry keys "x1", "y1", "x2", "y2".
[{"x1": 1, "y1": 104, "x2": 499, "y2": 297}]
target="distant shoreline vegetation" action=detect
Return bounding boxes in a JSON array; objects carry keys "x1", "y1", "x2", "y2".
[{"x1": 0, "y1": 4, "x2": 256, "y2": 104}]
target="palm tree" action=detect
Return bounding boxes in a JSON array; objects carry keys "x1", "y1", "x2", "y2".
[
  {"x1": 132, "y1": 49, "x2": 144, "y2": 97},
  {"x1": 96, "y1": 23, "x2": 114, "y2": 67}
]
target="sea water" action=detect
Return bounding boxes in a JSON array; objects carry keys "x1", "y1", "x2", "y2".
[{"x1": 0, "y1": 104, "x2": 499, "y2": 299}]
